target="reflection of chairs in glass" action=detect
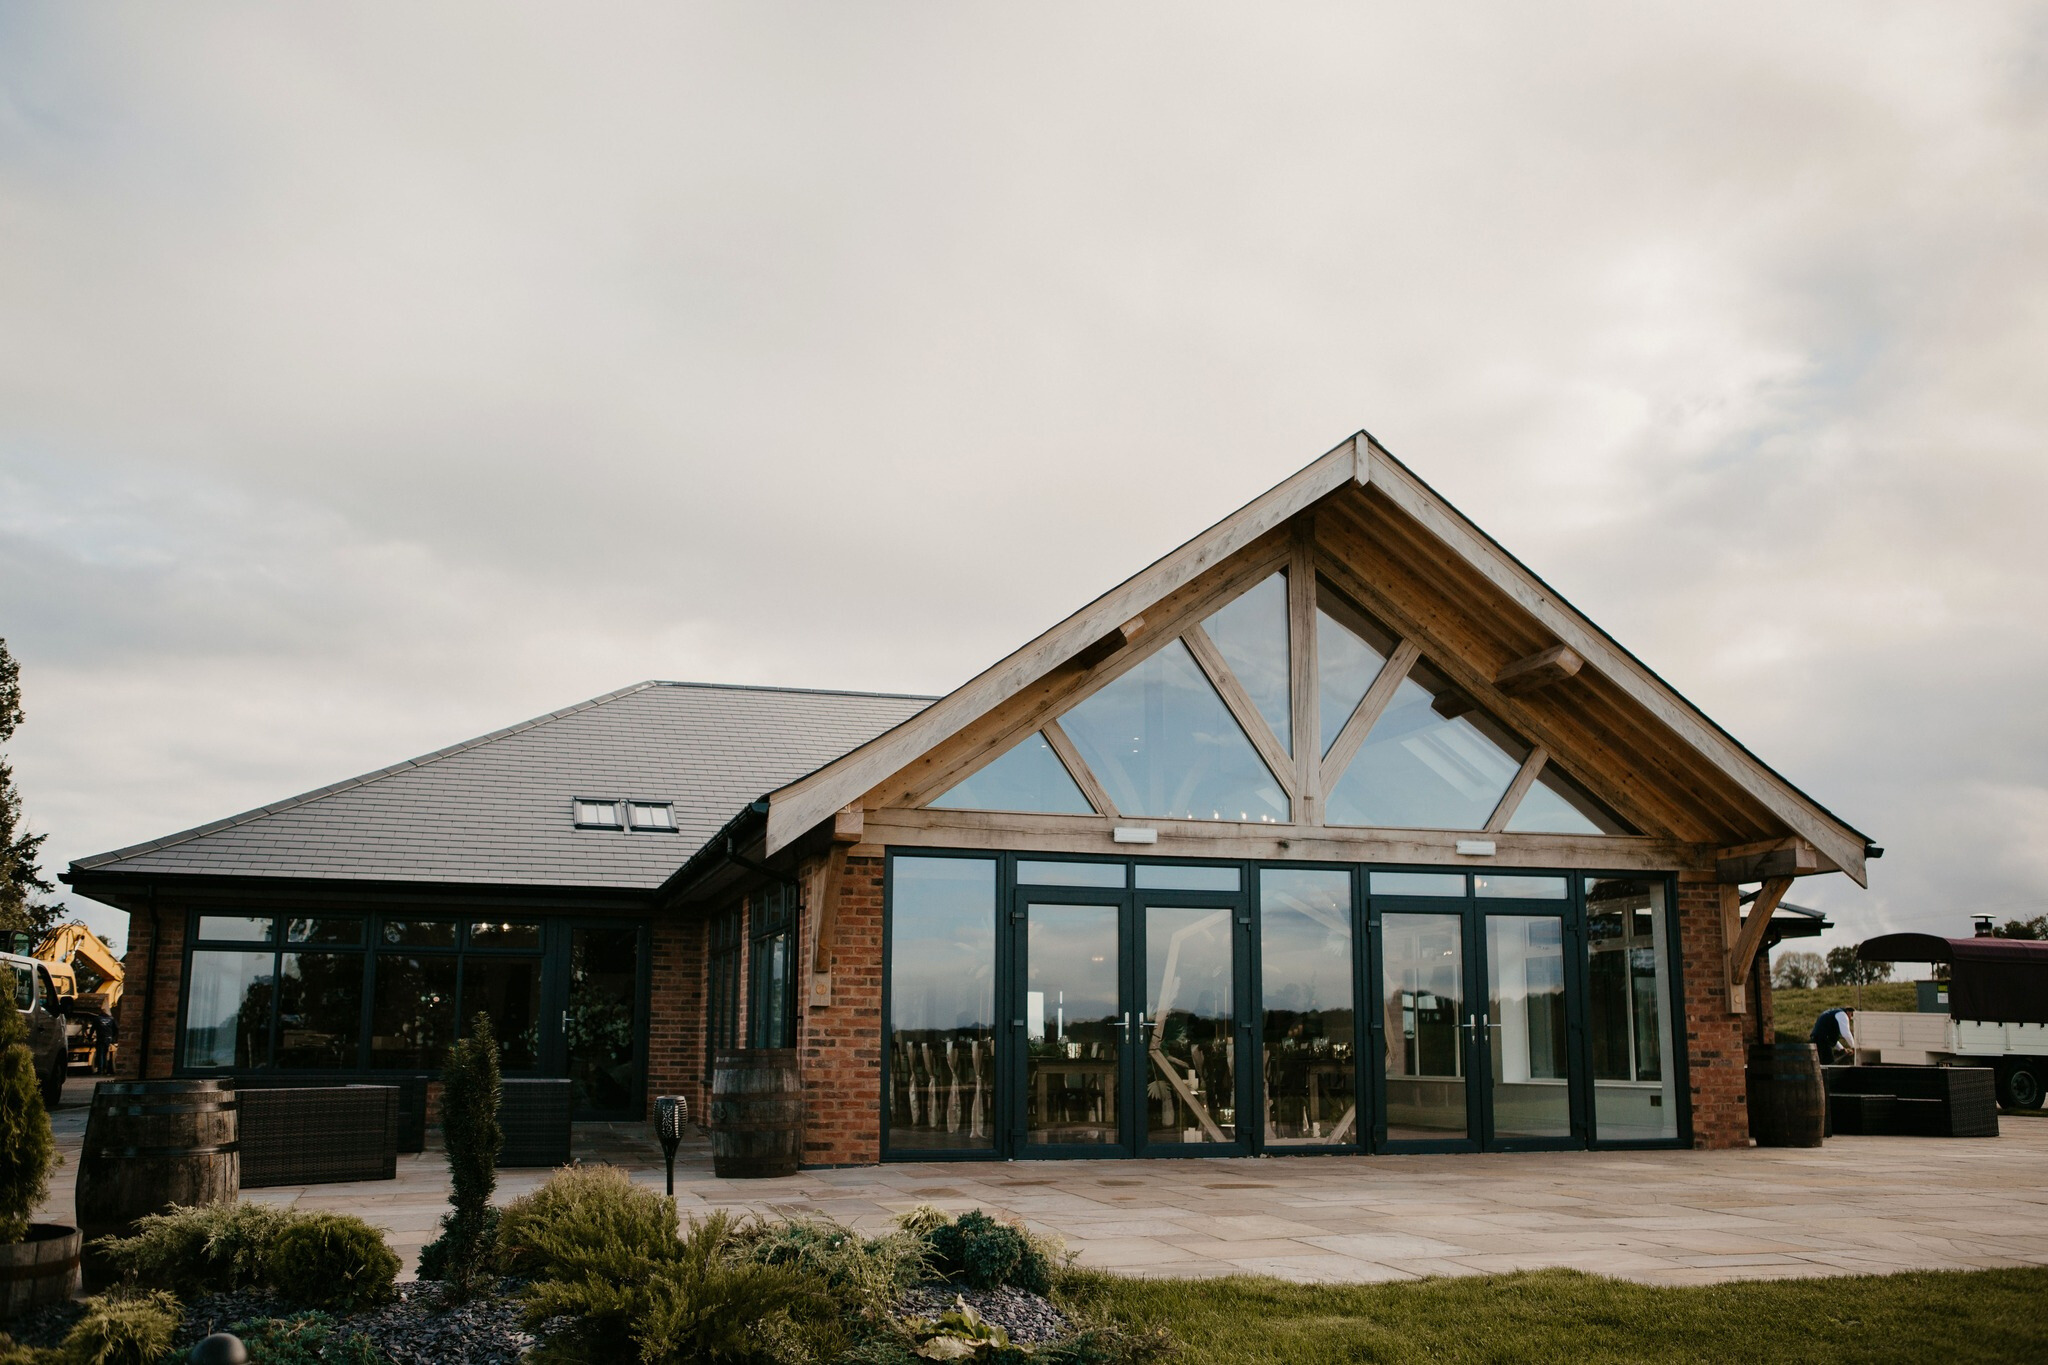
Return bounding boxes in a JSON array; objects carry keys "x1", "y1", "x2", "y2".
[
  {"x1": 1148, "y1": 1028, "x2": 1230, "y2": 1142},
  {"x1": 1262, "y1": 1040, "x2": 1357, "y2": 1143},
  {"x1": 892, "y1": 1035, "x2": 992, "y2": 1138}
]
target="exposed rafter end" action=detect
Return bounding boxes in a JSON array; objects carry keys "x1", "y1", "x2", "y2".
[
  {"x1": 1073, "y1": 615, "x2": 1147, "y2": 670},
  {"x1": 1495, "y1": 644, "x2": 1584, "y2": 696},
  {"x1": 1716, "y1": 836, "x2": 1837, "y2": 884}
]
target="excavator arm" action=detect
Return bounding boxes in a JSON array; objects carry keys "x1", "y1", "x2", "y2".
[
  {"x1": 34, "y1": 922, "x2": 125, "y2": 1007},
  {"x1": 33, "y1": 922, "x2": 126, "y2": 1075}
]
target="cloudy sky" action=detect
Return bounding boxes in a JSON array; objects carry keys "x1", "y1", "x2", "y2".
[{"x1": 4, "y1": 4, "x2": 2045, "y2": 956}]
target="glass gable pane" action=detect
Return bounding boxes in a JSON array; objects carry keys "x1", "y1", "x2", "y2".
[
  {"x1": 1325, "y1": 658, "x2": 1529, "y2": 830},
  {"x1": 1202, "y1": 571, "x2": 1290, "y2": 755},
  {"x1": 1316, "y1": 584, "x2": 1397, "y2": 755},
  {"x1": 1506, "y1": 764, "x2": 1635, "y2": 836},
  {"x1": 1059, "y1": 639, "x2": 1290, "y2": 823},
  {"x1": 929, "y1": 732, "x2": 1095, "y2": 815}
]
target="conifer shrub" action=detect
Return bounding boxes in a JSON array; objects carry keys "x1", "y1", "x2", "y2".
[
  {"x1": 0, "y1": 1005, "x2": 56, "y2": 1244},
  {"x1": 94, "y1": 1200, "x2": 294, "y2": 1299},
  {"x1": 491, "y1": 1163, "x2": 677, "y2": 1281},
  {"x1": 264, "y1": 1212, "x2": 401, "y2": 1311},
  {"x1": 912, "y1": 1209, "x2": 1053, "y2": 1296},
  {"x1": 511, "y1": 1189, "x2": 837, "y2": 1365},
  {"x1": 59, "y1": 1288, "x2": 181, "y2": 1365},
  {"x1": 731, "y1": 1214, "x2": 928, "y2": 1318},
  {"x1": 417, "y1": 1013, "x2": 502, "y2": 1293}
]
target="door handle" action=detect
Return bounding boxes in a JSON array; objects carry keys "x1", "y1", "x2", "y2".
[{"x1": 1115, "y1": 1012, "x2": 1133, "y2": 1038}]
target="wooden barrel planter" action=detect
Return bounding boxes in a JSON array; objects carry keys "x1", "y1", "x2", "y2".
[
  {"x1": 710, "y1": 1049, "x2": 803, "y2": 1179},
  {"x1": 75, "y1": 1080, "x2": 240, "y2": 1288},
  {"x1": 0, "y1": 1224, "x2": 81, "y2": 1318},
  {"x1": 1747, "y1": 1042, "x2": 1825, "y2": 1147}
]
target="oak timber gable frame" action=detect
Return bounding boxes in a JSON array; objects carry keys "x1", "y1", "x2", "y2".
[{"x1": 764, "y1": 434, "x2": 1873, "y2": 885}]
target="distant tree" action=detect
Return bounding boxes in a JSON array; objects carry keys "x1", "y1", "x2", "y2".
[
  {"x1": 0, "y1": 639, "x2": 63, "y2": 939},
  {"x1": 1826, "y1": 944, "x2": 1893, "y2": 987},
  {"x1": 1993, "y1": 915, "x2": 2048, "y2": 940},
  {"x1": 1772, "y1": 951, "x2": 1826, "y2": 990}
]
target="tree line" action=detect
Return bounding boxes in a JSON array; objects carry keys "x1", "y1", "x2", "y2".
[{"x1": 0, "y1": 638, "x2": 66, "y2": 938}]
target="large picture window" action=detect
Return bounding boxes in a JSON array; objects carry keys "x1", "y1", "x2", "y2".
[
  {"x1": 887, "y1": 856, "x2": 996, "y2": 1152},
  {"x1": 1586, "y1": 878, "x2": 1677, "y2": 1140},
  {"x1": 181, "y1": 911, "x2": 547, "y2": 1075},
  {"x1": 1259, "y1": 868, "x2": 1356, "y2": 1146}
]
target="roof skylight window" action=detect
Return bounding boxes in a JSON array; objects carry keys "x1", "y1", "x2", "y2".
[
  {"x1": 628, "y1": 801, "x2": 677, "y2": 832},
  {"x1": 573, "y1": 799, "x2": 623, "y2": 829}
]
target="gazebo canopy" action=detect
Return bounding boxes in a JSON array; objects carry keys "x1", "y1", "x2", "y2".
[{"x1": 1858, "y1": 933, "x2": 2048, "y2": 1025}]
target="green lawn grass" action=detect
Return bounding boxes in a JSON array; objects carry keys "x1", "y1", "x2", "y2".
[
  {"x1": 1772, "y1": 981, "x2": 1919, "y2": 1044},
  {"x1": 1059, "y1": 1265, "x2": 2048, "y2": 1365}
]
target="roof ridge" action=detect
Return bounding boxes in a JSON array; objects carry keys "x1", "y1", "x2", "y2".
[
  {"x1": 68, "y1": 681, "x2": 664, "y2": 872},
  {"x1": 643, "y1": 680, "x2": 940, "y2": 702}
]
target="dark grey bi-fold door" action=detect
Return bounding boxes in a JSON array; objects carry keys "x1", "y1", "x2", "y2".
[
  {"x1": 1371, "y1": 877, "x2": 1587, "y2": 1153},
  {"x1": 1010, "y1": 884, "x2": 1252, "y2": 1158}
]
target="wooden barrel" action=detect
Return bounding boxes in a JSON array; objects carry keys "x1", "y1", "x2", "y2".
[
  {"x1": 709, "y1": 1049, "x2": 802, "y2": 1179},
  {"x1": 75, "y1": 1080, "x2": 239, "y2": 1288},
  {"x1": 0, "y1": 1224, "x2": 81, "y2": 1318},
  {"x1": 1747, "y1": 1042, "x2": 1825, "y2": 1147}
]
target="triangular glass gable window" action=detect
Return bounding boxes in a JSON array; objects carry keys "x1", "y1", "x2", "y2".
[
  {"x1": 1324, "y1": 656, "x2": 1529, "y2": 830},
  {"x1": 1316, "y1": 582, "x2": 1398, "y2": 755},
  {"x1": 1506, "y1": 763, "x2": 1635, "y2": 836},
  {"x1": 1059, "y1": 638, "x2": 1290, "y2": 823},
  {"x1": 1201, "y1": 570, "x2": 1291, "y2": 755},
  {"x1": 928, "y1": 731, "x2": 1096, "y2": 815}
]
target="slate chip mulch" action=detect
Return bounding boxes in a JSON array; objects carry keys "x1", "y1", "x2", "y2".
[
  {"x1": 6, "y1": 1284, "x2": 534, "y2": 1365},
  {"x1": 898, "y1": 1283, "x2": 1073, "y2": 1344}
]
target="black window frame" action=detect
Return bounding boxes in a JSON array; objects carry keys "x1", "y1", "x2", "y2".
[
  {"x1": 747, "y1": 883, "x2": 799, "y2": 1049},
  {"x1": 178, "y1": 910, "x2": 550, "y2": 1078},
  {"x1": 707, "y1": 904, "x2": 744, "y2": 1071},
  {"x1": 879, "y1": 849, "x2": 1690, "y2": 1162}
]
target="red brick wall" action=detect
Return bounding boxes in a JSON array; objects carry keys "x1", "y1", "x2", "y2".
[
  {"x1": 1678, "y1": 876, "x2": 1749, "y2": 1149},
  {"x1": 116, "y1": 904, "x2": 185, "y2": 1080},
  {"x1": 797, "y1": 853, "x2": 884, "y2": 1165},
  {"x1": 646, "y1": 914, "x2": 710, "y2": 1124}
]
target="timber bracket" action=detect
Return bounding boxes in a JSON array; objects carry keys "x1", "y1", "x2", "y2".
[{"x1": 807, "y1": 805, "x2": 865, "y2": 1008}]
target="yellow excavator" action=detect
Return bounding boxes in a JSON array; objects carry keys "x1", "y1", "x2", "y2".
[{"x1": 33, "y1": 922, "x2": 124, "y2": 1074}]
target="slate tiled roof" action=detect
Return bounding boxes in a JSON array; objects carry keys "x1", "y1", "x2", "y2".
[{"x1": 69, "y1": 682, "x2": 931, "y2": 891}]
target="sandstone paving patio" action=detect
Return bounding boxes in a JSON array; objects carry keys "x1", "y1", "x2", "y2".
[{"x1": 39, "y1": 1081, "x2": 2048, "y2": 1288}]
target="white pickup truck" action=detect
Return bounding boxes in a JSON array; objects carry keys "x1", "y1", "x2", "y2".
[{"x1": 1855, "y1": 932, "x2": 2048, "y2": 1112}]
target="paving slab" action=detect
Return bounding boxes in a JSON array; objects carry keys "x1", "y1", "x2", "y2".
[{"x1": 34, "y1": 1079, "x2": 2048, "y2": 1286}]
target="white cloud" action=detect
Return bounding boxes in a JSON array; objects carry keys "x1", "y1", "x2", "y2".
[{"x1": 3, "y1": 2, "x2": 2047, "y2": 959}]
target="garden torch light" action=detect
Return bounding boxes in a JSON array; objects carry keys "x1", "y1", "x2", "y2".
[{"x1": 656, "y1": 1094, "x2": 687, "y2": 1195}]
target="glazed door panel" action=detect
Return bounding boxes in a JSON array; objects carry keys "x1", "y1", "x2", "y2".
[
  {"x1": 1377, "y1": 910, "x2": 1481, "y2": 1150},
  {"x1": 1019, "y1": 897, "x2": 1133, "y2": 1155},
  {"x1": 1139, "y1": 899, "x2": 1249, "y2": 1155}
]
